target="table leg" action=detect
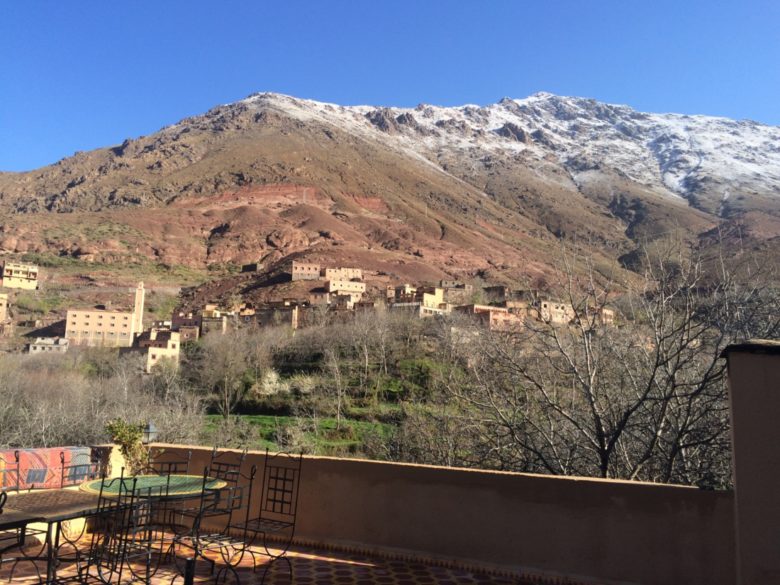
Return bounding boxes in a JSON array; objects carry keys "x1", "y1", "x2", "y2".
[{"x1": 45, "y1": 522, "x2": 60, "y2": 585}]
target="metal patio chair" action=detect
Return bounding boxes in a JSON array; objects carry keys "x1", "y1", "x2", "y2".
[
  {"x1": 169, "y1": 465, "x2": 249, "y2": 583},
  {"x1": 8, "y1": 449, "x2": 102, "y2": 579},
  {"x1": 167, "y1": 447, "x2": 246, "y2": 531},
  {"x1": 228, "y1": 449, "x2": 303, "y2": 585},
  {"x1": 144, "y1": 447, "x2": 193, "y2": 476},
  {"x1": 67, "y1": 472, "x2": 174, "y2": 585},
  {"x1": 59, "y1": 451, "x2": 103, "y2": 489},
  {"x1": 0, "y1": 450, "x2": 54, "y2": 581}
]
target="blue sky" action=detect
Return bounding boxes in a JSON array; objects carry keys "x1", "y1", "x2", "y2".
[{"x1": 1, "y1": 1, "x2": 778, "y2": 171}]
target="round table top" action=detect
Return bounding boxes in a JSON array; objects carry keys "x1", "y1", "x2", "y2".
[{"x1": 80, "y1": 474, "x2": 226, "y2": 497}]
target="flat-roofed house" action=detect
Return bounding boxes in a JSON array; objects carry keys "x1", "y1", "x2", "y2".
[
  {"x1": 455, "y1": 304, "x2": 524, "y2": 331},
  {"x1": 290, "y1": 260, "x2": 321, "y2": 281},
  {"x1": 538, "y1": 299, "x2": 575, "y2": 325},
  {"x1": 137, "y1": 329, "x2": 181, "y2": 373},
  {"x1": 327, "y1": 280, "x2": 366, "y2": 295},
  {"x1": 65, "y1": 282, "x2": 145, "y2": 347},
  {"x1": 29, "y1": 337, "x2": 69, "y2": 354},
  {"x1": 324, "y1": 267, "x2": 363, "y2": 281},
  {"x1": 1, "y1": 262, "x2": 39, "y2": 290}
]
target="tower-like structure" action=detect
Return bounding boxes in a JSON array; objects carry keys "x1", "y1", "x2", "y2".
[{"x1": 133, "y1": 282, "x2": 145, "y2": 335}]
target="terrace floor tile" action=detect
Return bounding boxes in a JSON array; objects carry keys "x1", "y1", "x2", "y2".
[{"x1": 0, "y1": 536, "x2": 538, "y2": 584}]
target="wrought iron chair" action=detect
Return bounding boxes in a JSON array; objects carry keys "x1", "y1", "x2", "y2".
[
  {"x1": 0, "y1": 451, "x2": 20, "y2": 494},
  {"x1": 59, "y1": 451, "x2": 102, "y2": 489},
  {"x1": 228, "y1": 449, "x2": 303, "y2": 584},
  {"x1": 64, "y1": 472, "x2": 170, "y2": 585},
  {"x1": 144, "y1": 447, "x2": 192, "y2": 476},
  {"x1": 0, "y1": 485, "x2": 44, "y2": 583},
  {"x1": 169, "y1": 465, "x2": 249, "y2": 583},
  {"x1": 168, "y1": 448, "x2": 246, "y2": 530},
  {"x1": 208, "y1": 448, "x2": 247, "y2": 488},
  {"x1": 0, "y1": 450, "x2": 53, "y2": 582}
]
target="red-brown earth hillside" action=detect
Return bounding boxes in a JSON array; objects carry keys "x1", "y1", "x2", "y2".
[{"x1": 0, "y1": 92, "x2": 777, "y2": 294}]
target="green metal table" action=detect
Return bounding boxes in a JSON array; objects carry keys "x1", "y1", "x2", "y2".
[{"x1": 80, "y1": 474, "x2": 226, "y2": 497}]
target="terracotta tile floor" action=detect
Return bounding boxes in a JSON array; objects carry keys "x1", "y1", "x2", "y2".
[{"x1": 0, "y1": 538, "x2": 534, "y2": 584}]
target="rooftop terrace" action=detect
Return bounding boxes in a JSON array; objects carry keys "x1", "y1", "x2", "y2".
[{"x1": 2, "y1": 340, "x2": 778, "y2": 585}]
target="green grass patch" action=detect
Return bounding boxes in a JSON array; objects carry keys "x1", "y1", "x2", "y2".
[
  {"x1": 204, "y1": 414, "x2": 392, "y2": 455},
  {"x1": 21, "y1": 252, "x2": 210, "y2": 286},
  {"x1": 13, "y1": 291, "x2": 64, "y2": 315}
]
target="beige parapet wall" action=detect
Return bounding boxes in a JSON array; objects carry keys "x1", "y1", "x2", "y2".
[{"x1": 157, "y1": 444, "x2": 735, "y2": 585}]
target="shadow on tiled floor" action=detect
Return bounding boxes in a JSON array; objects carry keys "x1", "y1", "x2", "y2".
[{"x1": 0, "y1": 538, "x2": 532, "y2": 584}]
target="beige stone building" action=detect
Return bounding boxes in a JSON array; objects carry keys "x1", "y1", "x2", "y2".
[
  {"x1": 65, "y1": 282, "x2": 145, "y2": 347},
  {"x1": 137, "y1": 329, "x2": 181, "y2": 373},
  {"x1": 389, "y1": 284, "x2": 417, "y2": 303},
  {"x1": 440, "y1": 281, "x2": 474, "y2": 304},
  {"x1": 290, "y1": 260, "x2": 321, "y2": 281},
  {"x1": 455, "y1": 304, "x2": 524, "y2": 331},
  {"x1": 417, "y1": 286, "x2": 444, "y2": 308},
  {"x1": 324, "y1": 267, "x2": 362, "y2": 281},
  {"x1": 596, "y1": 307, "x2": 616, "y2": 326},
  {"x1": 247, "y1": 306, "x2": 300, "y2": 329},
  {"x1": 172, "y1": 310, "x2": 201, "y2": 330},
  {"x1": 0, "y1": 293, "x2": 8, "y2": 322},
  {"x1": 327, "y1": 280, "x2": 366, "y2": 295},
  {"x1": 29, "y1": 337, "x2": 69, "y2": 354},
  {"x1": 1, "y1": 262, "x2": 39, "y2": 290},
  {"x1": 388, "y1": 285, "x2": 447, "y2": 311},
  {"x1": 538, "y1": 299, "x2": 575, "y2": 325},
  {"x1": 332, "y1": 292, "x2": 363, "y2": 310},
  {"x1": 309, "y1": 290, "x2": 331, "y2": 305}
]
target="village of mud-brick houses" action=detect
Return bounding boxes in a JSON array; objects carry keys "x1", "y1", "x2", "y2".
[{"x1": 0, "y1": 258, "x2": 615, "y2": 373}]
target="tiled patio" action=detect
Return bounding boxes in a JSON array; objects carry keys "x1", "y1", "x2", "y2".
[{"x1": 0, "y1": 539, "x2": 533, "y2": 584}]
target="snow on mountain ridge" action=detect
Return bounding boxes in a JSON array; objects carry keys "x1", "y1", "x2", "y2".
[{"x1": 234, "y1": 92, "x2": 780, "y2": 208}]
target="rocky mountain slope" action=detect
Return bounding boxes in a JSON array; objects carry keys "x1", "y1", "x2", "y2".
[{"x1": 0, "y1": 92, "x2": 777, "y2": 288}]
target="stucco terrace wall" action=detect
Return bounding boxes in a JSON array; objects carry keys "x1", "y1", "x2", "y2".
[{"x1": 158, "y1": 444, "x2": 734, "y2": 585}]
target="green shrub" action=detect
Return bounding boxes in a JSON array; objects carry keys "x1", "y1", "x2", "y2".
[{"x1": 105, "y1": 418, "x2": 147, "y2": 475}]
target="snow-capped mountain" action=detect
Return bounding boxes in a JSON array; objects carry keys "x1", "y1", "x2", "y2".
[
  {"x1": 0, "y1": 92, "x2": 777, "y2": 281},
  {"x1": 236, "y1": 92, "x2": 780, "y2": 215}
]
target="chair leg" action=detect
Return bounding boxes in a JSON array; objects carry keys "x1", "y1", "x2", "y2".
[
  {"x1": 215, "y1": 562, "x2": 241, "y2": 585},
  {"x1": 259, "y1": 555, "x2": 293, "y2": 585}
]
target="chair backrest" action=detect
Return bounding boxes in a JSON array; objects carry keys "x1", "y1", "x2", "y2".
[
  {"x1": 209, "y1": 447, "x2": 246, "y2": 486},
  {"x1": 259, "y1": 450, "x2": 303, "y2": 527},
  {"x1": 0, "y1": 451, "x2": 20, "y2": 494},
  {"x1": 85, "y1": 471, "x2": 170, "y2": 583},
  {"x1": 146, "y1": 446, "x2": 192, "y2": 475},
  {"x1": 59, "y1": 450, "x2": 101, "y2": 488},
  {"x1": 84, "y1": 472, "x2": 139, "y2": 582}
]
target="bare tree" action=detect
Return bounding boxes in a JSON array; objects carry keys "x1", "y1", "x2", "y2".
[
  {"x1": 196, "y1": 330, "x2": 250, "y2": 419},
  {"x1": 434, "y1": 243, "x2": 778, "y2": 487}
]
